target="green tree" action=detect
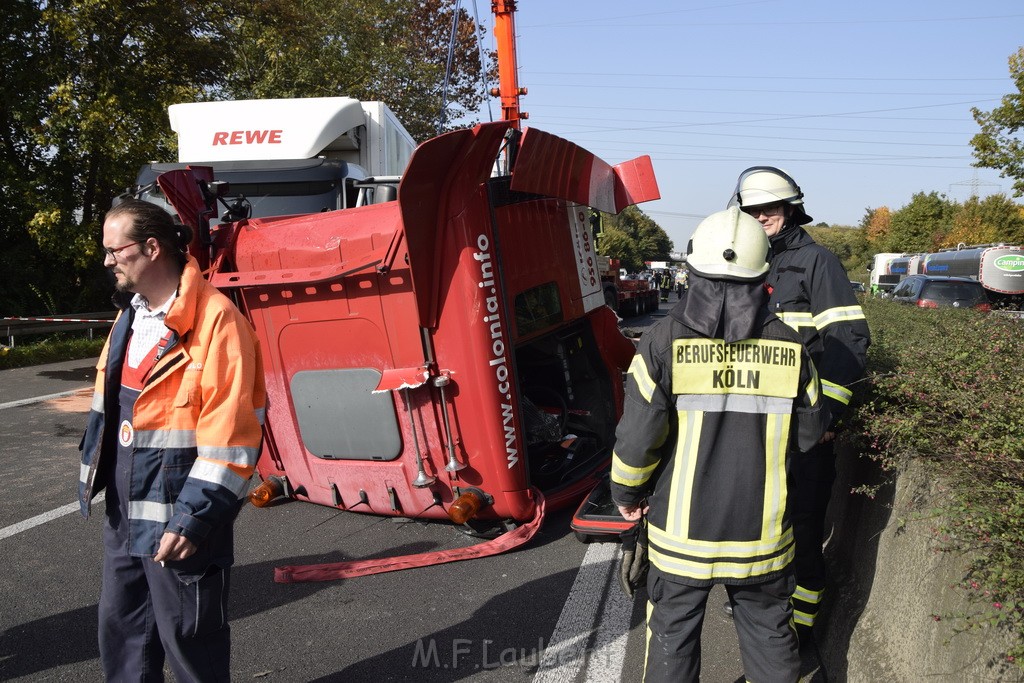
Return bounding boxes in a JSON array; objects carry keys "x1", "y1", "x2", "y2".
[
  {"x1": 607, "y1": 206, "x2": 673, "y2": 263},
  {"x1": 596, "y1": 225, "x2": 641, "y2": 271},
  {"x1": 0, "y1": 1, "x2": 51, "y2": 312},
  {"x1": 2, "y1": 0, "x2": 227, "y2": 312},
  {"x1": 861, "y1": 206, "x2": 892, "y2": 248},
  {"x1": 883, "y1": 192, "x2": 957, "y2": 252},
  {"x1": 34, "y1": 0, "x2": 225, "y2": 242},
  {"x1": 943, "y1": 194, "x2": 1024, "y2": 247},
  {"x1": 218, "y1": 0, "x2": 493, "y2": 142},
  {"x1": 806, "y1": 225, "x2": 870, "y2": 276},
  {"x1": 595, "y1": 206, "x2": 672, "y2": 271},
  {"x1": 971, "y1": 47, "x2": 1024, "y2": 197},
  {"x1": 975, "y1": 193, "x2": 1024, "y2": 245}
]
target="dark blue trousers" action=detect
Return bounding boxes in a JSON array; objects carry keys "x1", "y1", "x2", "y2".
[
  {"x1": 644, "y1": 567, "x2": 799, "y2": 683},
  {"x1": 790, "y1": 439, "x2": 837, "y2": 629},
  {"x1": 99, "y1": 521, "x2": 232, "y2": 682}
]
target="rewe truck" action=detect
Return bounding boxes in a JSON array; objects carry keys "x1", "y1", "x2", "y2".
[
  {"x1": 142, "y1": 2, "x2": 660, "y2": 577},
  {"x1": 131, "y1": 97, "x2": 417, "y2": 221}
]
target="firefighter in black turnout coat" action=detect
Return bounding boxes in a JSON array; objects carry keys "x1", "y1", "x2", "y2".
[
  {"x1": 611, "y1": 207, "x2": 829, "y2": 682},
  {"x1": 731, "y1": 166, "x2": 871, "y2": 640}
]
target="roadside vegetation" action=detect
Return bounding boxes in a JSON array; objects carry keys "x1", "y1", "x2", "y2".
[
  {"x1": 0, "y1": 335, "x2": 104, "y2": 371},
  {"x1": 846, "y1": 296, "x2": 1024, "y2": 667}
]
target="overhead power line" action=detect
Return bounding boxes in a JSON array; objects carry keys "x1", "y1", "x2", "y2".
[
  {"x1": 529, "y1": 71, "x2": 1012, "y2": 83},
  {"x1": 527, "y1": 13, "x2": 1024, "y2": 29},
  {"x1": 526, "y1": 80, "x2": 1002, "y2": 97}
]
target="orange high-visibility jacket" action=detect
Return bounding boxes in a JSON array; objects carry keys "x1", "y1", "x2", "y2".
[{"x1": 79, "y1": 256, "x2": 266, "y2": 573}]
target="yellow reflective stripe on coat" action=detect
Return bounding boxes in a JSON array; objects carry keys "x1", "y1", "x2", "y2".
[
  {"x1": 649, "y1": 543, "x2": 794, "y2": 581},
  {"x1": 611, "y1": 454, "x2": 660, "y2": 487},
  {"x1": 805, "y1": 361, "x2": 821, "y2": 406},
  {"x1": 628, "y1": 353, "x2": 657, "y2": 403},
  {"x1": 676, "y1": 394, "x2": 793, "y2": 414},
  {"x1": 814, "y1": 305, "x2": 866, "y2": 330},
  {"x1": 648, "y1": 523, "x2": 795, "y2": 560},
  {"x1": 762, "y1": 412, "x2": 790, "y2": 541},
  {"x1": 776, "y1": 311, "x2": 814, "y2": 332},
  {"x1": 821, "y1": 379, "x2": 853, "y2": 405},
  {"x1": 667, "y1": 410, "x2": 702, "y2": 538}
]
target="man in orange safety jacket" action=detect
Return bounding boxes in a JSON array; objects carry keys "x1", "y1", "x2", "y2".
[{"x1": 79, "y1": 198, "x2": 266, "y2": 681}]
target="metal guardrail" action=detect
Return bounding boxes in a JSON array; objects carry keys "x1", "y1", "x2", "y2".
[
  {"x1": 1, "y1": 312, "x2": 117, "y2": 348},
  {"x1": 993, "y1": 309, "x2": 1024, "y2": 320}
]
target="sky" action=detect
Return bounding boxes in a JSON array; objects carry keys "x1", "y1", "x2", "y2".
[{"x1": 468, "y1": 0, "x2": 1024, "y2": 254}]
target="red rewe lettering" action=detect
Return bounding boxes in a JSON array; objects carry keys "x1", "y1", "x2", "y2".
[{"x1": 211, "y1": 130, "x2": 284, "y2": 146}]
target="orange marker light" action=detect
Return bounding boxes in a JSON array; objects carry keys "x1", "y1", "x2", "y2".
[
  {"x1": 447, "y1": 488, "x2": 486, "y2": 525},
  {"x1": 249, "y1": 476, "x2": 286, "y2": 508}
]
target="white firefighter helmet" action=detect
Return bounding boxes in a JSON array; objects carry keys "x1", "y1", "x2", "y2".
[
  {"x1": 686, "y1": 207, "x2": 770, "y2": 281},
  {"x1": 730, "y1": 166, "x2": 812, "y2": 225}
]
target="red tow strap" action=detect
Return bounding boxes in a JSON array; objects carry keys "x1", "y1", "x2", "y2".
[{"x1": 273, "y1": 490, "x2": 546, "y2": 583}]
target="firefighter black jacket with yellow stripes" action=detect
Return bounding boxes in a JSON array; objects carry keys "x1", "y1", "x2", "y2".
[
  {"x1": 78, "y1": 257, "x2": 266, "y2": 578},
  {"x1": 610, "y1": 283, "x2": 828, "y2": 586},
  {"x1": 766, "y1": 226, "x2": 869, "y2": 428}
]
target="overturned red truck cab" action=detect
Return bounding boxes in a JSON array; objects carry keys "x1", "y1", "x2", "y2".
[{"x1": 156, "y1": 120, "x2": 659, "y2": 549}]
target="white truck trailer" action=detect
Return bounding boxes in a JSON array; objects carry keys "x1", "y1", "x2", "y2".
[{"x1": 130, "y1": 97, "x2": 417, "y2": 219}]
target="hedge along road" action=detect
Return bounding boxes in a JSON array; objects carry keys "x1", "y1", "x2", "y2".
[{"x1": 0, "y1": 306, "x2": 753, "y2": 683}]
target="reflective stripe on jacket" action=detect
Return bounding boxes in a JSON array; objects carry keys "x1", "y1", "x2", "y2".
[
  {"x1": 610, "y1": 311, "x2": 827, "y2": 586},
  {"x1": 78, "y1": 256, "x2": 266, "y2": 560},
  {"x1": 766, "y1": 227, "x2": 869, "y2": 424}
]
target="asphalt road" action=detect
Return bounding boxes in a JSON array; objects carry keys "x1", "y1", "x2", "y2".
[{"x1": 0, "y1": 299, "x2": 770, "y2": 683}]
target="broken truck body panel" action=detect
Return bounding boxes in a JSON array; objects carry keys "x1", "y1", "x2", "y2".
[{"x1": 159, "y1": 120, "x2": 659, "y2": 526}]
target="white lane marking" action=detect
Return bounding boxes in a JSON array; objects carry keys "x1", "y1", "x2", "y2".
[
  {"x1": 534, "y1": 540, "x2": 623, "y2": 682},
  {"x1": 0, "y1": 388, "x2": 90, "y2": 410},
  {"x1": 584, "y1": 558, "x2": 636, "y2": 683},
  {"x1": 0, "y1": 492, "x2": 104, "y2": 541}
]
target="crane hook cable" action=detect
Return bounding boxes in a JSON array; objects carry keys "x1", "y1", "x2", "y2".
[{"x1": 273, "y1": 489, "x2": 546, "y2": 582}]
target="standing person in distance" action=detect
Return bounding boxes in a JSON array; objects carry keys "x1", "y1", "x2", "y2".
[
  {"x1": 730, "y1": 166, "x2": 871, "y2": 643},
  {"x1": 674, "y1": 267, "x2": 688, "y2": 299},
  {"x1": 657, "y1": 270, "x2": 670, "y2": 302},
  {"x1": 612, "y1": 207, "x2": 829, "y2": 682},
  {"x1": 79, "y1": 199, "x2": 267, "y2": 681}
]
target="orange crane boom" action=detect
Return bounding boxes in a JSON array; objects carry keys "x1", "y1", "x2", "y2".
[{"x1": 492, "y1": 0, "x2": 527, "y2": 128}]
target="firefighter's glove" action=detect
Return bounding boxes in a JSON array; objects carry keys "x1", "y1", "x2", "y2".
[{"x1": 618, "y1": 520, "x2": 649, "y2": 598}]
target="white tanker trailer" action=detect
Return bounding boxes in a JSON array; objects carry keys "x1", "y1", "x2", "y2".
[{"x1": 922, "y1": 244, "x2": 1024, "y2": 308}]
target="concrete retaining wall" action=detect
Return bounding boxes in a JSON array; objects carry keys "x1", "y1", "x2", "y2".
[{"x1": 817, "y1": 445, "x2": 1022, "y2": 681}]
